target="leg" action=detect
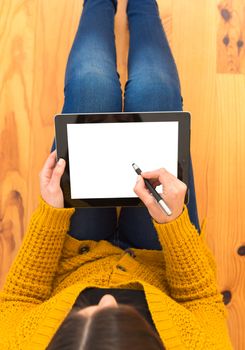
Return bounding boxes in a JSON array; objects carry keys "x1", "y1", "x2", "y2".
[
  {"x1": 54, "y1": 0, "x2": 122, "y2": 242},
  {"x1": 124, "y1": 0, "x2": 182, "y2": 112},
  {"x1": 62, "y1": 0, "x2": 121, "y2": 114},
  {"x1": 118, "y1": 0, "x2": 200, "y2": 250}
]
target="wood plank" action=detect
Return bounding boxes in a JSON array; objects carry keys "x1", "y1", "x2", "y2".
[
  {"x1": 172, "y1": 0, "x2": 217, "y2": 219},
  {"x1": 0, "y1": 0, "x2": 36, "y2": 287},
  {"x1": 213, "y1": 74, "x2": 245, "y2": 348}
]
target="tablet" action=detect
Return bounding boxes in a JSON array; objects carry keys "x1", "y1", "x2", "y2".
[{"x1": 55, "y1": 112, "x2": 190, "y2": 208}]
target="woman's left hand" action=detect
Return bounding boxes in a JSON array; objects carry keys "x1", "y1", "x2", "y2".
[{"x1": 39, "y1": 150, "x2": 66, "y2": 208}]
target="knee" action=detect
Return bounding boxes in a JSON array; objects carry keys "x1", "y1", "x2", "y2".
[
  {"x1": 65, "y1": 66, "x2": 121, "y2": 96},
  {"x1": 63, "y1": 68, "x2": 122, "y2": 112},
  {"x1": 125, "y1": 72, "x2": 182, "y2": 111}
]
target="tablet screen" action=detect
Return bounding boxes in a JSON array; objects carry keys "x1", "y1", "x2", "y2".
[{"x1": 67, "y1": 122, "x2": 178, "y2": 199}]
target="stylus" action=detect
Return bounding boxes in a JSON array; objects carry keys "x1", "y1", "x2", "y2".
[{"x1": 132, "y1": 163, "x2": 172, "y2": 216}]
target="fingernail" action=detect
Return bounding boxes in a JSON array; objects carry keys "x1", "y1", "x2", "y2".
[{"x1": 58, "y1": 158, "x2": 65, "y2": 166}]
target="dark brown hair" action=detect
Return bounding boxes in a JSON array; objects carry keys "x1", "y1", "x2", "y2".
[{"x1": 47, "y1": 304, "x2": 165, "y2": 350}]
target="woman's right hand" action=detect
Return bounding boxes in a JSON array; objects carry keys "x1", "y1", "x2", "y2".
[
  {"x1": 133, "y1": 168, "x2": 187, "y2": 224},
  {"x1": 39, "y1": 150, "x2": 66, "y2": 208}
]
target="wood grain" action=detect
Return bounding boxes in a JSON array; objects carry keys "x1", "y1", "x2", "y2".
[
  {"x1": 217, "y1": 0, "x2": 245, "y2": 73},
  {"x1": 0, "y1": 0, "x2": 244, "y2": 348}
]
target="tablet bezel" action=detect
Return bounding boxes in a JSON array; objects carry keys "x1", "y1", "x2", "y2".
[{"x1": 55, "y1": 112, "x2": 190, "y2": 208}]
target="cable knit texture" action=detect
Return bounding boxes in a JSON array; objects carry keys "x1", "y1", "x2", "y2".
[{"x1": 0, "y1": 198, "x2": 232, "y2": 349}]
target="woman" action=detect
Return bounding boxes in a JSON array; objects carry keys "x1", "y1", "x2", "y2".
[{"x1": 0, "y1": 0, "x2": 232, "y2": 349}]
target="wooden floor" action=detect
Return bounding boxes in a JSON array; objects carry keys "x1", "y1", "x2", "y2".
[{"x1": 0, "y1": 0, "x2": 245, "y2": 348}]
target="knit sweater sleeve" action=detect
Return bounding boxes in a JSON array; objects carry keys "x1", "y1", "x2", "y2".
[
  {"x1": 153, "y1": 206, "x2": 219, "y2": 302},
  {"x1": 153, "y1": 206, "x2": 232, "y2": 348},
  {"x1": 0, "y1": 197, "x2": 75, "y2": 304}
]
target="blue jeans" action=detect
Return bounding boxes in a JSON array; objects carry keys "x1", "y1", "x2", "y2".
[{"x1": 54, "y1": 0, "x2": 200, "y2": 250}]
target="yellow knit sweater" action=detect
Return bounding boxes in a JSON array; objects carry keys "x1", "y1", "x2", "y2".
[{"x1": 0, "y1": 198, "x2": 232, "y2": 350}]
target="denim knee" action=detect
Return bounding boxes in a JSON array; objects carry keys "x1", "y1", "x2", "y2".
[
  {"x1": 124, "y1": 73, "x2": 182, "y2": 112},
  {"x1": 63, "y1": 69, "x2": 122, "y2": 113}
]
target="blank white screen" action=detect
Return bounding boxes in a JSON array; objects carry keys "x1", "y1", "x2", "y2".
[{"x1": 67, "y1": 122, "x2": 178, "y2": 199}]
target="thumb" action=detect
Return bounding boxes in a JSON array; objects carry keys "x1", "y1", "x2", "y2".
[
  {"x1": 49, "y1": 158, "x2": 66, "y2": 189},
  {"x1": 134, "y1": 175, "x2": 155, "y2": 206}
]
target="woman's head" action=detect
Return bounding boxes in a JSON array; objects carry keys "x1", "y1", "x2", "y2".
[{"x1": 47, "y1": 294, "x2": 165, "y2": 350}]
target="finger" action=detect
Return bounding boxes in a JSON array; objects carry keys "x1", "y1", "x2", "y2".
[
  {"x1": 39, "y1": 151, "x2": 57, "y2": 184},
  {"x1": 134, "y1": 175, "x2": 162, "y2": 209},
  {"x1": 49, "y1": 158, "x2": 66, "y2": 189},
  {"x1": 142, "y1": 168, "x2": 178, "y2": 187},
  {"x1": 151, "y1": 180, "x2": 161, "y2": 188},
  {"x1": 141, "y1": 169, "x2": 163, "y2": 179},
  {"x1": 134, "y1": 175, "x2": 153, "y2": 201},
  {"x1": 141, "y1": 172, "x2": 161, "y2": 188},
  {"x1": 142, "y1": 168, "x2": 173, "y2": 181},
  {"x1": 134, "y1": 175, "x2": 166, "y2": 219},
  {"x1": 40, "y1": 150, "x2": 56, "y2": 174},
  {"x1": 44, "y1": 150, "x2": 57, "y2": 167},
  {"x1": 134, "y1": 174, "x2": 165, "y2": 201}
]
